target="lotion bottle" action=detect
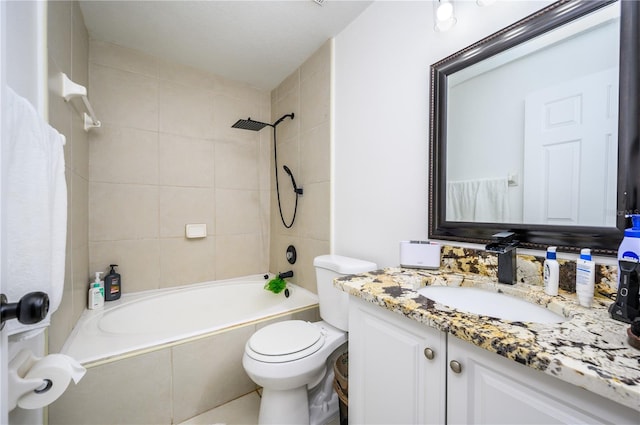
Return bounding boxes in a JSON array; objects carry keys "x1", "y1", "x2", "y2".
[
  {"x1": 88, "y1": 272, "x2": 104, "y2": 310},
  {"x1": 576, "y1": 248, "x2": 595, "y2": 307},
  {"x1": 543, "y1": 246, "x2": 559, "y2": 296}
]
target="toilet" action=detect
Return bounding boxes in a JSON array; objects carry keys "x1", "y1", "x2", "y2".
[{"x1": 242, "y1": 255, "x2": 377, "y2": 425}]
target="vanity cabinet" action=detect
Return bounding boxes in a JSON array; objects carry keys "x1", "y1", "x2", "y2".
[
  {"x1": 348, "y1": 297, "x2": 446, "y2": 424},
  {"x1": 447, "y1": 336, "x2": 638, "y2": 424},
  {"x1": 349, "y1": 297, "x2": 639, "y2": 425}
]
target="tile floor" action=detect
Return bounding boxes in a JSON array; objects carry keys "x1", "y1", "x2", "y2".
[{"x1": 180, "y1": 391, "x2": 341, "y2": 425}]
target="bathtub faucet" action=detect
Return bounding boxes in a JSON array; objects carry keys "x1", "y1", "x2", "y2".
[{"x1": 278, "y1": 271, "x2": 294, "y2": 280}]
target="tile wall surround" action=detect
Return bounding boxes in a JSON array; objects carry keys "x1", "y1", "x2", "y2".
[
  {"x1": 269, "y1": 40, "x2": 332, "y2": 294},
  {"x1": 47, "y1": 10, "x2": 332, "y2": 353},
  {"x1": 47, "y1": 0, "x2": 90, "y2": 352},
  {"x1": 49, "y1": 307, "x2": 320, "y2": 425},
  {"x1": 441, "y1": 245, "x2": 618, "y2": 296},
  {"x1": 87, "y1": 40, "x2": 273, "y2": 294}
]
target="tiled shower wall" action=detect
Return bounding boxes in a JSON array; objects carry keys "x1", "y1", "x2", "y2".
[
  {"x1": 269, "y1": 41, "x2": 332, "y2": 293},
  {"x1": 48, "y1": 8, "x2": 332, "y2": 350},
  {"x1": 87, "y1": 41, "x2": 272, "y2": 293},
  {"x1": 47, "y1": 1, "x2": 90, "y2": 352}
]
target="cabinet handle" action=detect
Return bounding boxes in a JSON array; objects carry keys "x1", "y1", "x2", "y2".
[
  {"x1": 450, "y1": 360, "x2": 462, "y2": 374},
  {"x1": 423, "y1": 347, "x2": 435, "y2": 360}
]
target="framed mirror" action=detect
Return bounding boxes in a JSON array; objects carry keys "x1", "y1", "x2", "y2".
[{"x1": 429, "y1": 0, "x2": 639, "y2": 255}]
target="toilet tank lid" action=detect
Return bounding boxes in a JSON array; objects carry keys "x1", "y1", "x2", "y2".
[{"x1": 314, "y1": 255, "x2": 377, "y2": 274}]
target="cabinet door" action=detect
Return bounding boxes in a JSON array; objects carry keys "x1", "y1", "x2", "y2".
[
  {"x1": 447, "y1": 337, "x2": 639, "y2": 425},
  {"x1": 349, "y1": 297, "x2": 446, "y2": 425}
]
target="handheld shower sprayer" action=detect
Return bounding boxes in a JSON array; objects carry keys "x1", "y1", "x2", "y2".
[
  {"x1": 283, "y1": 165, "x2": 303, "y2": 195},
  {"x1": 230, "y1": 112, "x2": 299, "y2": 228}
]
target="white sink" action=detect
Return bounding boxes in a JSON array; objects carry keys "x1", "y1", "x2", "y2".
[{"x1": 417, "y1": 286, "x2": 567, "y2": 323}]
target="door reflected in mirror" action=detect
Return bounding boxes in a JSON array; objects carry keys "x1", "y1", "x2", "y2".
[
  {"x1": 445, "y1": 1, "x2": 619, "y2": 226},
  {"x1": 429, "y1": 0, "x2": 640, "y2": 254}
]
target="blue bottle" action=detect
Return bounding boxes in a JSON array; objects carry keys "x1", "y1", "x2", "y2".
[{"x1": 609, "y1": 215, "x2": 640, "y2": 322}]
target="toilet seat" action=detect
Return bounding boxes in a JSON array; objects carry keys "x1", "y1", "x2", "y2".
[{"x1": 246, "y1": 321, "x2": 325, "y2": 363}]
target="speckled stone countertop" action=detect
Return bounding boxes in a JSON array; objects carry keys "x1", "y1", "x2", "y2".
[{"x1": 335, "y1": 268, "x2": 640, "y2": 412}]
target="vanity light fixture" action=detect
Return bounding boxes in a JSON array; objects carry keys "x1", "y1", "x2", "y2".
[{"x1": 434, "y1": 0, "x2": 457, "y2": 32}]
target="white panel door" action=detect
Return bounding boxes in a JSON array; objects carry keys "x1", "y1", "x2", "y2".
[
  {"x1": 523, "y1": 68, "x2": 618, "y2": 226},
  {"x1": 0, "y1": 0, "x2": 6, "y2": 421}
]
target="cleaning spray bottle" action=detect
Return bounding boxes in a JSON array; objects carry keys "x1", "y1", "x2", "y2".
[{"x1": 609, "y1": 214, "x2": 640, "y2": 322}]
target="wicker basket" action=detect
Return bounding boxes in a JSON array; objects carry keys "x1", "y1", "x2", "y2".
[{"x1": 333, "y1": 351, "x2": 348, "y2": 396}]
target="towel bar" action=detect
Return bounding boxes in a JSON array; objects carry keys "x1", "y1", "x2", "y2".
[{"x1": 58, "y1": 73, "x2": 101, "y2": 131}]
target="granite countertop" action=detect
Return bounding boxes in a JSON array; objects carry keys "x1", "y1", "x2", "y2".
[{"x1": 334, "y1": 267, "x2": 640, "y2": 412}]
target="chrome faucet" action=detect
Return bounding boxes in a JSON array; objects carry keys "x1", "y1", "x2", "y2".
[{"x1": 485, "y1": 232, "x2": 519, "y2": 285}]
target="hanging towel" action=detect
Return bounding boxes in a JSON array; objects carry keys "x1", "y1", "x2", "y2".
[
  {"x1": 447, "y1": 178, "x2": 510, "y2": 222},
  {"x1": 5, "y1": 87, "x2": 67, "y2": 336},
  {"x1": 446, "y1": 180, "x2": 479, "y2": 221},
  {"x1": 475, "y1": 178, "x2": 510, "y2": 222}
]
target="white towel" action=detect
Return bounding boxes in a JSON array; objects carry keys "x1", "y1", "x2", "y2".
[
  {"x1": 446, "y1": 180, "x2": 479, "y2": 221},
  {"x1": 446, "y1": 178, "x2": 509, "y2": 222},
  {"x1": 5, "y1": 87, "x2": 67, "y2": 336},
  {"x1": 475, "y1": 178, "x2": 509, "y2": 222}
]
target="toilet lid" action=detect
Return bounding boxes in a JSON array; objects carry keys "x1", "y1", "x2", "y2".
[{"x1": 247, "y1": 321, "x2": 324, "y2": 362}]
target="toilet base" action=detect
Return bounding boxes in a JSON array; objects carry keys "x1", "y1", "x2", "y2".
[
  {"x1": 257, "y1": 352, "x2": 341, "y2": 425},
  {"x1": 259, "y1": 387, "x2": 309, "y2": 425}
]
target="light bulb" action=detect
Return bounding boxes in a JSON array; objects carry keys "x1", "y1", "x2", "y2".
[{"x1": 436, "y1": 1, "x2": 453, "y2": 22}]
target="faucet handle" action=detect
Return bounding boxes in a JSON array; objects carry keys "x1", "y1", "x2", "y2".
[{"x1": 492, "y1": 231, "x2": 516, "y2": 242}]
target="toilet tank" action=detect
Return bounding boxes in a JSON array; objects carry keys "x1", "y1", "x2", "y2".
[{"x1": 314, "y1": 255, "x2": 377, "y2": 331}]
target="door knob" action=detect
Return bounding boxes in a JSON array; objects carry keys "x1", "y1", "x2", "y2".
[{"x1": 0, "y1": 292, "x2": 49, "y2": 330}]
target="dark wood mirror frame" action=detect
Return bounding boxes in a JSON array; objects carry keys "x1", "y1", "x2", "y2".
[{"x1": 429, "y1": 0, "x2": 639, "y2": 256}]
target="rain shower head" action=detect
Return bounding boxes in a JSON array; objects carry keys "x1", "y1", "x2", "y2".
[
  {"x1": 231, "y1": 113, "x2": 295, "y2": 131},
  {"x1": 231, "y1": 118, "x2": 272, "y2": 131}
]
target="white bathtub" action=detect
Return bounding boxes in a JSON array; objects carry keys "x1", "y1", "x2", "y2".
[{"x1": 62, "y1": 274, "x2": 319, "y2": 365}]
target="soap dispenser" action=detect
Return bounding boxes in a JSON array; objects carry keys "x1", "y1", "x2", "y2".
[
  {"x1": 104, "y1": 264, "x2": 121, "y2": 301},
  {"x1": 609, "y1": 215, "x2": 640, "y2": 323}
]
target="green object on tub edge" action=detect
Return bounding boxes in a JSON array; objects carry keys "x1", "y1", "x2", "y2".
[{"x1": 264, "y1": 276, "x2": 287, "y2": 294}]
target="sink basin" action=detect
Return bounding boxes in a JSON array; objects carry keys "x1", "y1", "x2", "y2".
[{"x1": 417, "y1": 286, "x2": 567, "y2": 323}]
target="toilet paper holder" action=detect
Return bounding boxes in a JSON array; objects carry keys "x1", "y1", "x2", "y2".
[{"x1": 8, "y1": 349, "x2": 86, "y2": 411}]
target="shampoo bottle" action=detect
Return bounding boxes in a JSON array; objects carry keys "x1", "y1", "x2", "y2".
[
  {"x1": 544, "y1": 246, "x2": 559, "y2": 296},
  {"x1": 104, "y1": 264, "x2": 121, "y2": 301},
  {"x1": 576, "y1": 248, "x2": 595, "y2": 307}
]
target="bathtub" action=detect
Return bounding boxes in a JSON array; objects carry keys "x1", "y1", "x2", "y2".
[{"x1": 62, "y1": 274, "x2": 319, "y2": 366}]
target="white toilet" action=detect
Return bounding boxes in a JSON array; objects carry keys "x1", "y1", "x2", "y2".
[{"x1": 242, "y1": 255, "x2": 377, "y2": 425}]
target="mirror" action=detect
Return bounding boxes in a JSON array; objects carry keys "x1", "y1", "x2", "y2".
[{"x1": 429, "y1": 0, "x2": 639, "y2": 255}]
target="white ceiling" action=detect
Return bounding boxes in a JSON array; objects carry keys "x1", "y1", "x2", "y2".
[{"x1": 78, "y1": 0, "x2": 373, "y2": 90}]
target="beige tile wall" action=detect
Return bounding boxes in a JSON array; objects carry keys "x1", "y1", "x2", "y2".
[
  {"x1": 47, "y1": 1, "x2": 90, "y2": 353},
  {"x1": 49, "y1": 307, "x2": 320, "y2": 424},
  {"x1": 269, "y1": 41, "x2": 332, "y2": 293},
  {"x1": 88, "y1": 41, "x2": 272, "y2": 293}
]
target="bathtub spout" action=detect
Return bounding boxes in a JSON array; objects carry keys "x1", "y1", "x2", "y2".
[{"x1": 278, "y1": 271, "x2": 294, "y2": 280}]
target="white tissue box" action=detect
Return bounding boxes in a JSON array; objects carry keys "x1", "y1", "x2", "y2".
[{"x1": 400, "y1": 240, "x2": 441, "y2": 269}]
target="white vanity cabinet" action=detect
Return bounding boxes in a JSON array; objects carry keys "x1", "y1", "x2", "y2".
[
  {"x1": 447, "y1": 336, "x2": 639, "y2": 425},
  {"x1": 349, "y1": 297, "x2": 639, "y2": 425},
  {"x1": 348, "y1": 297, "x2": 447, "y2": 424}
]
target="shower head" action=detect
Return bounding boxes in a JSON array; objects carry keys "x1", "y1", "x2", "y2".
[
  {"x1": 231, "y1": 118, "x2": 272, "y2": 131},
  {"x1": 231, "y1": 113, "x2": 295, "y2": 131}
]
